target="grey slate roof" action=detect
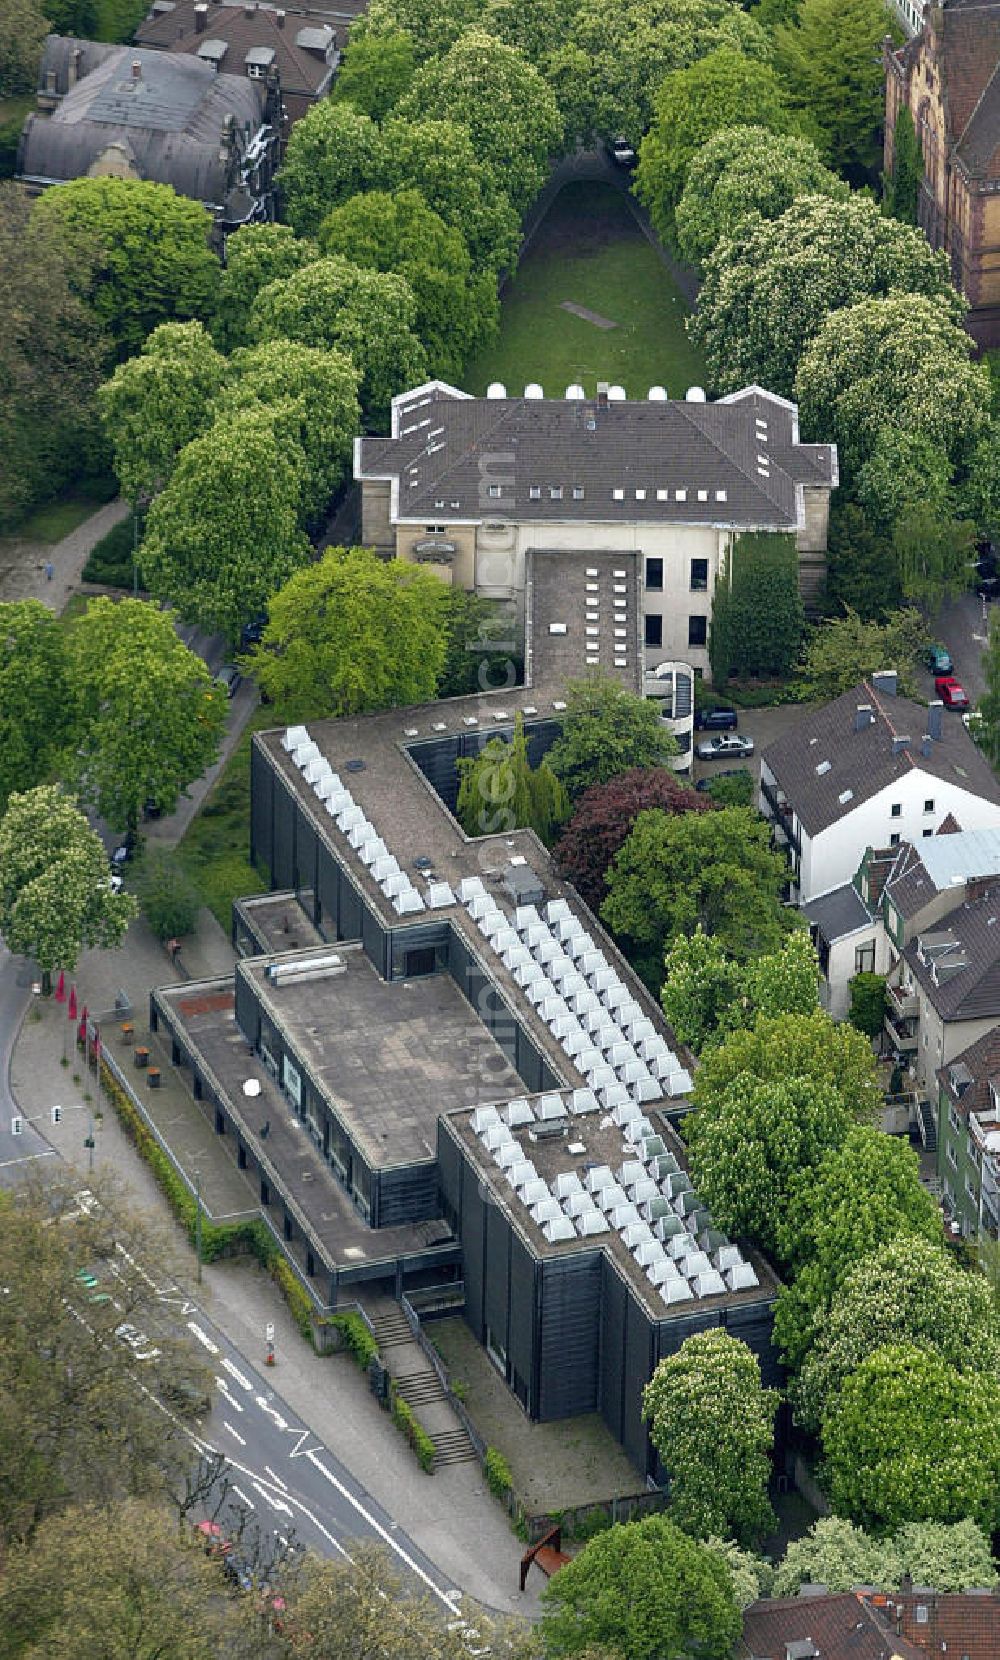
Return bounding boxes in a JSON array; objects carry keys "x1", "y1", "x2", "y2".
[
  {"x1": 19, "y1": 39, "x2": 267, "y2": 204},
  {"x1": 763, "y1": 680, "x2": 1000, "y2": 837},
  {"x1": 135, "y1": 1, "x2": 337, "y2": 104},
  {"x1": 903, "y1": 884, "x2": 1000, "y2": 1022},
  {"x1": 356, "y1": 381, "x2": 837, "y2": 530},
  {"x1": 884, "y1": 826, "x2": 1000, "y2": 920},
  {"x1": 802, "y1": 882, "x2": 874, "y2": 942}
]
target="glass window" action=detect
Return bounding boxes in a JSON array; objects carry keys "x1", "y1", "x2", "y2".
[
  {"x1": 855, "y1": 941, "x2": 875, "y2": 974},
  {"x1": 923, "y1": 828, "x2": 934, "y2": 838},
  {"x1": 688, "y1": 615, "x2": 707, "y2": 647},
  {"x1": 645, "y1": 558, "x2": 663, "y2": 591},
  {"x1": 488, "y1": 484, "x2": 501, "y2": 498},
  {"x1": 645, "y1": 615, "x2": 663, "y2": 648},
  {"x1": 891, "y1": 803, "x2": 902, "y2": 817},
  {"x1": 550, "y1": 485, "x2": 563, "y2": 500},
  {"x1": 529, "y1": 486, "x2": 541, "y2": 500},
  {"x1": 573, "y1": 486, "x2": 584, "y2": 500},
  {"x1": 890, "y1": 832, "x2": 901, "y2": 846},
  {"x1": 924, "y1": 798, "x2": 935, "y2": 813},
  {"x1": 947, "y1": 1141, "x2": 957, "y2": 1168},
  {"x1": 690, "y1": 558, "x2": 708, "y2": 592},
  {"x1": 949, "y1": 1103, "x2": 961, "y2": 1135}
]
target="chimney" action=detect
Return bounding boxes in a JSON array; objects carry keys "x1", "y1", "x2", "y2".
[
  {"x1": 194, "y1": 2, "x2": 208, "y2": 29},
  {"x1": 892, "y1": 735, "x2": 910, "y2": 757},
  {"x1": 68, "y1": 44, "x2": 82, "y2": 87},
  {"x1": 275, "y1": 6, "x2": 285, "y2": 22},
  {"x1": 928, "y1": 699, "x2": 943, "y2": 740},
  {"x1": 131, "y1": 57, "x2": 142, "y2": 78},
  {"x1": 854, "y1": 703, "x2": 874, "y2": 732},
  {"x1": 921, "y1": 735, "x2": 933, "y2": 757},
  {"x1": 872, "y1": 668, "x2": 897, "y2": 697},
  {"x1": 45, "y1": 67, "x2": 57, "y2": 92},
  {"x1": 596, "y1": 381, "x2": 609, "y2": 408}
]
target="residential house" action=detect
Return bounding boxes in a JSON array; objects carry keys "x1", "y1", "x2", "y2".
[
  {"x1": 895, "y1": 880, "x2": 1000, "y2": 1093},
  {"x1": 354, "y1": 378, "x2": 839, "y2": 758},
  {"x1": 937, "y1": 1024, "x2": 1000, "y2": 1235},
  {"x1": 759, "y1": 673, "x2": 1000, "y2": 905},
  {"x1": 17, "y1": 38, "x2": 280, "y2": 246},
  {"x1": 884, "y1": 0, "x2": 1000, "y2": 348},
  {"x1": 740, "y1": 1588, "x2": 1000, "y2": 1660},
  {"x1": 135, "y1": 0, "x2": 341, "y2": 128}
]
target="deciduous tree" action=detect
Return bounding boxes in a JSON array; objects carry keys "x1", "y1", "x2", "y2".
[
  {"x1": 709, "y1": 530, "x2": 804, "y2": 682},
  {"x1": 884, "y1": 104, "x2": 923, "y2": 223},
  {"x1": 894, "y1": 503, "x2": 976, "y2": 618},
  {"x1": 554, "y1": 767, "x2": 711, "y2": 912},
  {"x1": 0, "y1": 0, "x2": 50, "y2": 95},
  {"x1": 691, "y1": 194, "x2": 959, "y2": 398},
  {"x1": 212, "y1": 222, "x2": 320, "y2": 352},
  {"x1": 378, "y1": 117, "x2": 521, "y2": 272},
  {"x1": 349, "y1": 0, "x2": 481, "y2": 64},
  {"x1": 773, "y1": 1516, "x2": 996, "y2": 1596},
  {"x1": 792, "y1": 1235, "x2": 1000, "y2": 1433},
  {"x1": 823, "y1": 499, "x2": 901, "y2": 619},
  {"x1": 32, "y1": 177, "x2": 219, "y2": 360},
  {"x1": 546, "y1": 675, "x2": 676, "y2": 800},
  {"x1": 136, "y1": 848, "x2": 202, "y2": 942},
  {"x1": 437, "y1": 590, "x2": 520, "y2": 698},
  {"x1": 140, "y1": 408, "x2": 311, "y2": 644},
  {"x1": 601, "y1": 806, "x2": 794, "y2": 985},
  {"x1": 98, "y1": 320, "x2": 226, "y2": 505},
  {"x1": 773, "y1": 0, "x2": 892, "y2": 175},
  {"x1": 249, "y1": 256, "x2": 426, "y2": 428},
  {"x1": 0, "y1": 601, "x2": 74, "y2": 815},
  {"x1": 331, "y1": 26, "x2": 416, "y2": 118},
  {"x1": 65, "y1": 597, "x2": 228, "y2": 832},
  {"x1": 0, "y1": 786, "x2": 136, "y2": 978},
  {"x1": 821, "y1": 1344, "x2": 1000, "y2": 1533},
  {"x1": 636, "y1": 49, "x2": 795, "y2": 240},
  {"x1": 675, "y1": 125, "x2": 848, "y2": 268},
  {"x1": 643, "y1": 1330, "x2": 778, "y2": 1545},
  {"x1": 277, "y1": 101, "x2": 381, "y2": 238},
  {"x1": 539, "y1": 1513, "x2": 741, "y2": 1660},
  {"x1": 847, "y1": 971, "x2": 887, "y2": 1038},
  {"x1": 799, "y1": 605, "x2": 928, "y2": 699},
  {"x1": 662, "y1": 927, "x2": 819, "y2": 1051},
  {"x1": 241, "y1": 545, "x2": 449, "y2": 721}
]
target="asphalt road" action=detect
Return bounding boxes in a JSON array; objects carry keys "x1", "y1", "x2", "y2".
[{"x1": 0, "y1": 951, "x2": 57, "y2": 1188}]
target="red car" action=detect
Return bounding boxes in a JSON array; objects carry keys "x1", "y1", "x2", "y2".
[{"x1": 935, "y1": 675, "x2": 971, "y2": 711}]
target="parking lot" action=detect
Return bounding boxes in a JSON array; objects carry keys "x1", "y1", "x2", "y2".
[{"x1": 690, "y1": 702, "x2": 809, "y2": 792}]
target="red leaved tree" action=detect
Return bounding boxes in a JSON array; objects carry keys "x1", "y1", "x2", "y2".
[{"x1": 554, "y1": 767, "x2": 714, "y2": 912}]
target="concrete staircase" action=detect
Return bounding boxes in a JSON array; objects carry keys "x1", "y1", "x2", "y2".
[{"x1": 362, "y1": 1297, "x2": 478, "y2": 1469}]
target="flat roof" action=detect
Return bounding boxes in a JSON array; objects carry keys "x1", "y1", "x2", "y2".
[
  {"x1": 445, "y1": 1100, "x2": 779, "y2": 1321},
  {"x1": 241, "y1": 943, "x2": 525, "y2": 1168}
]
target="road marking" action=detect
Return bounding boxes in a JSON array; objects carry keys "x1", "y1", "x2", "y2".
[
  {"x1": 251, "y1": 1479, "x2": 293, "y2": 1517},
  {"x1": 264, "y1": 1465, "x2": 290, "y2": 1491},
  {"x1": 230, "y1": 1484, "x2": 254, "y2": 1508},
  {"x1": 0, "y1": 1149, "x2": 56, "y2": 1169},
  {"x1": 221, "y1": 1356, "x2": 252, "y2": 1391},
  {"x1": 224, "y1": 1422, "x2": 247, "y2": 1446},
  {"x1": 287, "y1": 1431, "x2": 320, "y2": 1460},
  {"x1": 188, "y1": 1321, "x2": 220, "y2": 1356},
  {"x1": 255, "y1": 1396, "x2": 289, "y2": 1430},
  {"x1": 217, "y1": 1380, "x2": 244, "y2": 1413}
]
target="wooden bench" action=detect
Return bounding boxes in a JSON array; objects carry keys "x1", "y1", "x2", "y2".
[{"x1": 519, "y1": 1524, "x2": 571, "y2": 1591}]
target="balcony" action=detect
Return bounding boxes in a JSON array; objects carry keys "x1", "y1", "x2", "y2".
[
  {"x1": 884, "y1": 1011, "x2": 919, "y2": 1052},
  {"x1": 759, "y1": 779, "x2": 801, "y2": 854},
  {"x1": 886, "y1": 981, "x2": 918, "y2": 1020}
]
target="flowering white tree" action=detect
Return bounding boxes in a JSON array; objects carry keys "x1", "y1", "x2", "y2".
[
  {"x1": 675, "y1": 125, "x2": 848, "y2": 267},
  {"x1": 773, "y1": 1516, "x2": 996, "y2": 1596},
  {"x1": 643, "y1": 1330, "x2": 778, "y2": 1545}
]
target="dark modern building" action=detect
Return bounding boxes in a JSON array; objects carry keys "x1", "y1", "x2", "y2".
[{"x1": 150, "y1": 682, "x2": 780, "y2": 1476}]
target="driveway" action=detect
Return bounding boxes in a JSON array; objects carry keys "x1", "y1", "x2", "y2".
[{"x1": 691, "y1": 702, "x2": 810, "y2": 791}]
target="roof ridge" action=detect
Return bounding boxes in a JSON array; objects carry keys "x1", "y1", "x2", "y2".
[
  {"x1": 676, "y1": 399, "x2": 791, "y2": 515},
  {"x1": 865, "y1": 678, "x2": 918, "y2": 774},
  {"x1": 954, "y1": 43, "x2": 1000, "y2": 149}
]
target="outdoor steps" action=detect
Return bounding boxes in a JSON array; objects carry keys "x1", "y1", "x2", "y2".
[
  {"x1": 360, "y1": 1296, "x2": 478, "y2": 1468},
  {"x1": 432, "y1": 1429, "x2": 478, "y2": 1468},
  {"x1": 367, "y1": 1308, "x2": 414, "y2": 1348},
  {"x1": 393, "y1": 1369, "x2": 448, "y2": 1408},
  {"x1": 916, "y1": 1098, "x2": 938, "y2": 1153}
]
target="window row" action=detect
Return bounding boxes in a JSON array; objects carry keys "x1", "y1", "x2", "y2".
[
  {"x1": 645, "y1": 558, "x2": 708, "y2": 592},
  {"x1": 645, "y1": 615, "x2": 707, "y2": 649}
]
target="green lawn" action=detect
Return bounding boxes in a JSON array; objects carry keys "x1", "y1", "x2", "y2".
[
  {"x1": 176, "y1": 709, "x2": 272, "y2": 931},
  {"x1": 14, "y1": 478, "x2": 119, "y2": 544},
  {"x1": 463, "y1": 180, "x2": 707, "y2": 400}
]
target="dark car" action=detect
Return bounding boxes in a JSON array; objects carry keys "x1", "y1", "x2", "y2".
[
  {"x1": 215, "y1": 664, "x2": 242, "y2": 699},
  {"x1": 695, "y1": 705, "x2": 738, "y2": 731},
  {"x1": 240, "y1": 613, "x2": 268, "y2": 651},
  {"x1": 978, "y1": 574, "x2": 1000, "y2": 602},
  {"x1": 608, "y1": 136, "x2": 636, "y2": 168}
]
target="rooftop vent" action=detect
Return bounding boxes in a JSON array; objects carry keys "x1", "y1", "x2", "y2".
[
  {"x1": 525, "y1": 381, "x2": 543, "y2": 399},
  {"x1": 685, "y1": 386, "x2": 707, "y2": 402},
  {"x1": 565, "y1": 384, "x2": 585, "y2": 401},
  {"x1": 608, "y1": 385, "x2": 626, "y2": 402},
  {"x1": 344, "y1": 758, "x2": 365, "y2": 773},
  {"x1": 648, "y1": 385, "x2": 667, "y2": 401},
  {"x1": 815, "y1": 760, "x2": 831, "y2": 776},
  {"x1": 854, "y1": 704, "x2": 874, "y2": 732},
  {"x1": 785, "y1": 1642, "x2": 820, "y2": 1660},
  {"x1": 892, "y1": 736, "x2": 910, "y2": 758},
  {"x1": 486, "y1": 381, "x2": 506, "y2": 399}
]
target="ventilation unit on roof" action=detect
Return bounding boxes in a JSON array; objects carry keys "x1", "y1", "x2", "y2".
[
  {"x1": 344, "y1": 758, "x2": 365, "y2": 773},
  {"x1": 648, "y1": 385, "x2": 667, "y2": 401},
  {"x1": 565, "y1": 384, "x2": 585, "y2": 400},
  {"x1": 486, "y1": 381, "x2": 507, "y2": 399},
  {"x1": 267, "y1": 953, "x2": 346, "y2": 987},
  {"x1": 685, "y1": 386, "x2": 707, "y2": 402},
  {"x1": 525, "y1": 382, "x2": 544, "y2": 399},
  {"x1": 815, "y1": 760, "x2": 832, "y2": 776}
]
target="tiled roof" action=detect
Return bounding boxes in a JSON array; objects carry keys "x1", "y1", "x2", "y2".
[
  {"x1": 886, "y1": 827, "x2": 1000, "y2": 921},
  {"x1": 135, "y1": 0, "x2": 336, "y2": 97},
  {"x1": 935, "y1": 2, "x2": 1000, "y2": 177},
  {"x1": 739, "y1": 1592, "x2": 923, "y2": 1660},
  {"x1": 903, "y1": 883, "x2": 1000, "y2": 1022},
  {"x1": 762, "y1": 680, "x2": 1000, "y2": 838},
  {"x1": 936, "y1": 1020, "x2": 1000, "y2": 1121},
  {"x1": 802, "y1": 882, "x2": 874, "y2": 943},
  {"x1": 356, "y1": 381, "x2": 837, "y2": 531},
  {"x1": 867, "y1": 1591, "x2": 1000, "y2": 1660}
]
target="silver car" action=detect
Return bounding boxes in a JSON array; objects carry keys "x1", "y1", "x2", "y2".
[{"x1": 696, "y1": 733, "x2": 755, "y2": 761}]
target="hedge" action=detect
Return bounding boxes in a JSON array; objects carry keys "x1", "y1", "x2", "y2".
[
  {"x1": 390, "y1": 1384, "x2": 436, "y2": 1473},
  {"x1": 485, "y1": 1447, "x2": 513, "y2": 1499},
  {"x1": 328, "y1": 1311, "x2": 379, "y2": 1370},
  {"x1": 271, "y1": 1255, "x2": 314, "y2": 1341}
]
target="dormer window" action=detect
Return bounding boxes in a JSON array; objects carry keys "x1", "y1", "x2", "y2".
[
  {"x1": 550, "y1": 485, "x2": 563, "y2": 500},
  {"x1": 529, "y1": 485, "x2": 541, "y2": 500}
]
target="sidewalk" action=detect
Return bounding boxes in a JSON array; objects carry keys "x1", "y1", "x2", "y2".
[{"x1": 0, "y1": 496, "x2": 129, "y2": 611}]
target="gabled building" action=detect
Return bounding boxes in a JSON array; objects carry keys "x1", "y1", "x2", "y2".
[
  {"x1": 884, "y1": 0, "x2": 1000, "y2": 347},
  {"x1": 135, "y1": 0, "x2": 341, "y2": 127},
  {"x1": 759, "y1": 673, "x2": 1000, "y2": 906},
  {"x1": 936, "y1": 1023, "x2": 1000, "y2": 1236},
  {"x1": 355, "y1": 378, "x2": 838, "y2": 705},
  {"x1": 896, "y1": 880, "x2": 1000, "y2": 1091},
  {"x1": 739, "y1": 1591, "x2": 924, "y2": 1660},
  {"x1": 17, "y1": 38, "x2": 280, "y2": 245}
]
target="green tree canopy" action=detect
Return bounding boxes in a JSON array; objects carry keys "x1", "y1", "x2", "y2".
[
  {"x1": 539, "y1": 1513, "x2": 742, "y2": 1660},
  {"x1": 643, "y1": 1330, "x2": 778, "y2": 1545},
  {"x1": 893, "y1": 503, "x2": 976, "y2": 619},
  {"x1": 350, "y1": 0, "x2": 481, "y2": 64},
  {"x1": 65, "y1": 597, "x2": 228, "y2": 832},
  {"x1": 436, "y1": 591, "x2": 520, "y2": 698},
  {"x1": 395, "y1": 30, "x2": 563, "y2": 213},
  {"x1": 212, "y1": 222, "x2": 320, "y2": 352},
  {"x1": 636, "y1": 48, "x2": 795, "y2": 240},
  {"x1": 32, "y1": 177, "x2": 219, "y2": 360},
  {"x1": 692, "y1": 1006, "x2": 882, "y2": 1123},
  {"x1": 97, "y1": 320, "x2": 226, "y2": 505},
  {"x1": 456, "y1": 713, "x2": 570, "y2": 842},
  {"x1": 691, "y1": 194, "x2": 960, "y2": 398},
  {"x1": 319, "y1": 187, "x2": 496, "y2": 379},
  {"x1": 662, "y1": 927, "x2": 820, "y2": 1052},
  {"x1": 799, "y1": 605, "x2": 928, "y2": 699},
  {"x1": 0, "y1": 0, "x2": 50, "y2": 95},
  {"x1": 0, "y1": 785, "x2": 136, "y2": 976},
  {"x1": 378, "y1": 117, "x2": 521, "y2": 273},
  {"x1": 709, "y1": 530, "x2": 804, "y2": 682},
  {"x1": 792, "y1": 1235, "x2": 1000, "y2": 1434},
  {"x1": 0, "y1": 601, "x2": 74, "y2": 817},
  {"x1": 241, "y1": 546, "x2": 449, "y2": 721},
  {"x1": 847, "y1": 971, "x2": 887, "y2": 1038},
  {"x1": 216, "y1": 339, "x2": 360, "y2": 529},
  {"x1": 775, "y1": 1126, "x2": 943, "y2": 1372},
  {"x1": 249, "y1": 256, "x2": 426, "y2": 428},
  {"x1": 884, "y1": 103, "x2": 923, "y2": 223},
  {"x1": 546, "y1": 675, "x2": 677, "y2": 800},
  {"x1": 821, "y1": 1344, "x2": 1000, "y2": 1533},
  {"x1": 332, "y1": 26, "x2": 416, "y2": 118},
  {"x1": 555, "y1": 767, "x2": 712, "y2": 912},
  {"x1": 601, "y1": 806, "x2": 795, "y2": 986},
  {"x1": 854, "y1": 427, "x2": 954, "y2": 534},
  {"x1": 141, "y1": 407, "x2": 311, "y2": 644},
  {"x1": 773, "y1": 1515, "x2": 996, "y2": 1597},
  {"x1": 277, "y1": 101, "x2": 381, "y2": 238},
  {"x1": 795, "y1": 293, "x2": 991, "y2": 480},
  {"x1": 773, "y1": 0, "x2": 892, "y2": 175},
  {"x1": 978, "y1": 609, "x2": 1000, "y2": 767},
  {"x1": 823, "y1": 499, "x2": 901, "y2": 619},
  {"x1": 675, "y1": 124, "x2": 848, "y2": 268}
]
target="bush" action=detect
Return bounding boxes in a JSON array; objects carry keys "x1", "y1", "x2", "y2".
[
  {"x1": 702, "y1": 771, "x2": 754, "y2": 807},
  {"x1": 849, "y1": 973, "x2": 887, "y2": 1039},
  {"x1": 81, "y1": 514, "x2": 143, "y2": 588},
  {"x1": 485, "y1": 1446, "x2": 513, "y2": 1499},
  {"x1": 329, "y1": 1311, "x2": 379, "y2": 1370},
  {"x1": 271, "y1": 1255, "x2": 314, "y2": 1341},
  {"x1": 390, "y1": 1385, "x2": 435, "y2": 1472},
  {"x1": 136, "y1": 848, "x2": 201, "y2": 940}
]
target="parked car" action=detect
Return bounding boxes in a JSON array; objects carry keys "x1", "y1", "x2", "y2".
[
  {"x1": 694, "y1": 705, "x2": 738, "y2": 731},
  {"x1": 607, "y1": 136, "x2": 636, "y2": 167},
  {"x1": 977, "y1": 574, "x2": 1000, "y2": 602},
  {"x1": 110, "y1": 830, "x2": 137, "y2": 868},
  {"x1": 696, "y1": 733, "x2": 755, "y2": 760},
  {"x1": 240, "y1": 613, "x2": 267, "y2": 651},
  {"x1": 935, "y1": 675, "x2": 971, "y2": 711},
  {"x1": 926, "y1": 643, "x2": 953, "y2": 674},
  {"x1": 215, "y1": 664, "x2": 242, "y2": 699}
]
